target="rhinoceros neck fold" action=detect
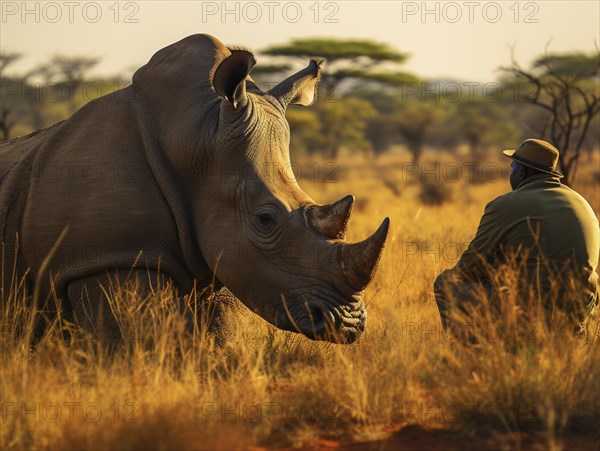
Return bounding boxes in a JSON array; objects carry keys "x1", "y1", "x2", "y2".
[{"x1": 131, "y1": 86, "x2": 213, "y2": 289}]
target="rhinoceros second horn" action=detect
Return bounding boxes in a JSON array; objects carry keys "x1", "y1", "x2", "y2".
[{"x1": 305, "y1": 195, "x2": 354, "y2": 240}]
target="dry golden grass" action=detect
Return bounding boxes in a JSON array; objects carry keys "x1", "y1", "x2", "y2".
[{"x1": 1, "y1": 148, "x2": 599, "y2": 450}]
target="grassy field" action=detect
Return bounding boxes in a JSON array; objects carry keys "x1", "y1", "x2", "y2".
[{"x1": 1, "y1": 148, "x2": 599, "y2": 450}]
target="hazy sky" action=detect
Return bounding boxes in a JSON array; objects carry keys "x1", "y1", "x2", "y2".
[{"x1": 2, "y1": 1, "x2": 599, "y2": 82}]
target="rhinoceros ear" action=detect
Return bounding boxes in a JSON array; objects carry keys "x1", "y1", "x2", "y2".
[
  {"x1": 269, "y1": 58, "x2": 323, "y2": 108},
  {"x1": 213, "y1": 50, "x2": 256, "y2": 109}
]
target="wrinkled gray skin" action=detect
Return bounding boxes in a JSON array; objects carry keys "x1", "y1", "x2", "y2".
[{"x1": 0, "y1": 34, "x2": 389, "y2": 343}]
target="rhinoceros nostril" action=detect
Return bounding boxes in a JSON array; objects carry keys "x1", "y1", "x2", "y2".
[{"x1": 298, "y1": 302, "x2": 364, "y2": 343}]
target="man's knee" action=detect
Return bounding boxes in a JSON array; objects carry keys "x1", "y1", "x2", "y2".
[
  {"x1": 434, "y1": 270, "x2": 452, "y2": 304},
  {"x1": 434, "y1": 271, "x2": 454, "y2": 330}
]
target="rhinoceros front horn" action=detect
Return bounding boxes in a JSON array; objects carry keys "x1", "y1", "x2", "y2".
[
  {"x1": 306, "y1": 195, "x2": 354, "y2": 239},
  {"x1": 337, "y1": 217, "x2": 390, "y2": 291}
]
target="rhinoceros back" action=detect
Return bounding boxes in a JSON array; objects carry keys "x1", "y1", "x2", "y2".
[
  {"x1": 1, "y1": 34, "x2": 231, "y2": 305},
  {"x1": 1, "y1": 85, "x2": 197, "y2": 303}
]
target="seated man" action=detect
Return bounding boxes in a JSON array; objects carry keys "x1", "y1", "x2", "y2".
[{"x1": 434, "y1": 139, "x2": 599, "y2": 334}]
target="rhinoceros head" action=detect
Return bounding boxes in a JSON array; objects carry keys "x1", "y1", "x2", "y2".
[{"x1": 133, "y1": 35, "x2": 389, "y2": 343}]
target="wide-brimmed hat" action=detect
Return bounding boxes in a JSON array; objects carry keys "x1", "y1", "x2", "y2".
[{"x1": 502, "y1": 139, "x2": 563, "y2": 178}]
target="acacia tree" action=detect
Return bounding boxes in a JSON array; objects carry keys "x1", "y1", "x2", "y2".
[
  {"x1": 48, "y1": 55, "x2": 100, "y2": 113},
  {"x1": 0, "y1": 52, "x2": 55, "y2": 139},
  {"x1": 501, "y1": 50, "x2": 600, "y2": 184},
  {"x1": 285, "y1": 97, "x2": 376, "y2": 158},
  {"x1": 260, "y1": 38, "x2": 417, "y2": 158},
  {"x1": 48, "y1": 55, "x2": 100, "y2": 85},
  {"x1": 318, "y1": 97, "x2": 377, "y2": 158},
  {"x1": 391, "y1": 101, "x2": 444, "y2": 163},
  {"x1": 454, "y1": 97, "x2": 520, "y2": 158},
  {"x1": 365, "y1": 115, "x2": 396, "y2": 157},
  {"x1": 260, "y1": 37, "x2": 418, "y2": 93},
  {"x1": 0, "y1": 52, "x2": 22, "y2": 140}
]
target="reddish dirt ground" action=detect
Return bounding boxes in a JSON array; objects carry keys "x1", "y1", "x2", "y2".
[{"x1": 291, "y1": 424, "x2": 600, "y2": 451}]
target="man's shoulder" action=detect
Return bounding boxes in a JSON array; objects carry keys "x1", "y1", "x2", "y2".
[
  {"x1": 559, "y1": 184, "x2": 599, "y2": 223},
  {"x1": 484, "y1": 191, "x2": 513, "y2": 213},
  {"x1": 559, "y1": 182, "x2": 592, "y2": 202}
]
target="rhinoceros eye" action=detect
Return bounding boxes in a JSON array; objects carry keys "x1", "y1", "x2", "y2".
[{"x1": 258, "y1": 212, "x2": 275, "y2": 226}]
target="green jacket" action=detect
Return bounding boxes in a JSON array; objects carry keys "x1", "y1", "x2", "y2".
[{"x1": 453, "y1": 174, "x2": 599, "y2": 308}]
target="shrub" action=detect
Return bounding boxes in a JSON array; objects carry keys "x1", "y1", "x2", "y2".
[{"x1": 419, "y1": 178, "x2": 452, "y2": 205}]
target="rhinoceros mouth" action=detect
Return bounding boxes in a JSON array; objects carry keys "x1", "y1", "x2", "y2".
[{"x1": 279, "y1": 298, "x2": 366, "y2": 343}]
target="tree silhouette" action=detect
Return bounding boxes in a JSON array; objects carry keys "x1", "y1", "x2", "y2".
[
  {"x1": 0, "y1": 52, "x2": 23, "y2": 140},
  {"x1": 261, "y1": 38, "x2": 418, "y2": 159},
  {"x1": 48, "y1": 55, "x2": 100, "y2": 84},
  {"x1": 261, "y1": 37, "x2": 418, "y2": 92},
  {"x1": 392, "y1": 100, "x2": 445, "y2": 163},
  {"x1": 455, "y1": 98, "x2": 520, "y2": 158},
  {"x1": 501, "y1": 49, "x2": 600, "y2": 184}
]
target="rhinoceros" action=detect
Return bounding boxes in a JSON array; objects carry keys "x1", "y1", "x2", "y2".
[{"x1": 0, "y1": 34, "x2": 389, "y2": 343}]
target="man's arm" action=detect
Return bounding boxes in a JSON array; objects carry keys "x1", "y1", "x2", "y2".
[{"x1": 451, "y1": 197, "x2": 506, "y2": 280}]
